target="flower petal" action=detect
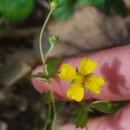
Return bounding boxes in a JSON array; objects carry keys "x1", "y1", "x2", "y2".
[
  {"x1": 67, "y1": 83, "x2": 84, "y2": 102},
  {"x1": 58, "y1": 64, "x2": 77, "y2": 80},
  {"x1": 85, "y1": 76, "x2": 104, "y2": 94},
  {"x1": 80, "y1": 57, "x2": 96, "y2": 75}
]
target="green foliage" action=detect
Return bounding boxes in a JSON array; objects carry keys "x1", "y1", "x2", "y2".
[
  {"x1": 52, "y1": 0, "x2": 130, "y2": 20},
  {"x1": 90, "y1": 101, "x2": 128, "y2": 113},
  {"x1": 73, "y1": 108, "x2": 88, "y2": 128},
  {"x1": 0, "y1": 0, "x2": 34, "y2": 21},
  {"x1": 32, "y1": 72, "x2": 50, "y2": 79},
  {"x1": 52, "y1": 0, "x2": 74, "y2": 20},
  {"x1": 32, "y1": 58, "x2": 61, "y2": 79},
  {"x1": 47, "y1": 58, "x2": 61, "y2": 77}
]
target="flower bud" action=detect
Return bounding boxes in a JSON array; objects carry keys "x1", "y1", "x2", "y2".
[
  {"x1": 50, "y1": 0, "x2": 58, "y2": 10},
  {"x1": 49, "y1": 35, "x2": 58, "y2": 45}
]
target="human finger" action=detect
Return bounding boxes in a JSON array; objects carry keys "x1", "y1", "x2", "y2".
[{"x1": 32, "y1": 44, "x2": 130, "y2": 101}]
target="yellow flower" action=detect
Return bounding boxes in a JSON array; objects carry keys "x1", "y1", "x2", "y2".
[{"x1": 58, "y1": 57, "x2": 104, "y2": 102}]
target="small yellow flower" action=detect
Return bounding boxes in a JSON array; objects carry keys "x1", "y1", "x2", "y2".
[{"x1": 58, "y1": 57, "x2": 104, "y2": 102}]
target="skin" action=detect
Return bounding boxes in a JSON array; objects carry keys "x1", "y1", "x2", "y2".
[{"x1": 32, "y1": 44, "x2": 130, "y2": 130}]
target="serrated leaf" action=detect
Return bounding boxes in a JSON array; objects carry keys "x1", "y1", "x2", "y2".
[
  {"x1": 47, "y1": 58, "x2": 61, "y2": 77},
  {"x1": 90, "y1": 101, "x2": 128, "y2": 114},
  {"x1": 0, "y1": 0, "x2": 34, "y2": 21},
  {"x1": 73, "y1": 108, "x2": 88, "y2": 128}
]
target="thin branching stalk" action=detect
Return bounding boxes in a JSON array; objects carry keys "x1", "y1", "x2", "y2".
[
  {"x1": 39, "y1": 8, "x2": 57, "y2": 130},
  {"x1": 45, "y1": 44, "x2": 54, "y2": 62},
  {"x1": 39, "y1": 9, "x2": 53, "y2": 73},
  {"x1": 44, "y1": 44, "x2": 54, "y2": 75}
]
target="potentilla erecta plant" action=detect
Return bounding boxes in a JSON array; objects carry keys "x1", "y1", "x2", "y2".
[{"x1": 32, "y1": 0, "x2": 106, "y2": 130}]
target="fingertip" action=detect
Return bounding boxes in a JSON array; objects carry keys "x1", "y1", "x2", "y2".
[
  {"x1": 31, "y1": 66, "x2": 49, "y2": 93},
  {"x1": 31, "y1": 65, "x2": 69, "y2": 100}
]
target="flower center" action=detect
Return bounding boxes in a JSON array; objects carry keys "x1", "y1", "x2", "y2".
[{"x1": 76, "y1": 74, "x2": 84, "y2": 83}]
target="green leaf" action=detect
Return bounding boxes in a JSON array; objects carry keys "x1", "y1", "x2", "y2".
[
  {"x1": 90, "y1": 101, "x2": 128, "y2": 114},
  {"x1": 73, "y1": 108, "x2": 88, "y2": 128},
  {"x1": 47, "y1": 58, "x2": 61, "y2": 77},
  {"x1": 52, "y1": 0, "x2": 74, "y2": 20},
  {"x1": 31, "y1": 72, "x2": 50, "y2": 79},
  {"x1": 90, "y1": 101, "x2": 113, "y2": 113},
  {"x1": 0, "y1": 0, "x2": 34, "y2": 21},
  {"x1": 32, "y1": 58, "x2": 61, "y2": 79}
]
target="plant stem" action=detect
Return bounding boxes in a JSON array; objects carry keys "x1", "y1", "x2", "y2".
[
  {"x1": 45, "y1": 44, "x2": 54, "y2": 62},
  {"x1": 43, "y1": 102, "x2": 51, "y2": 130},
  {"x1": 44, "y1": 44, "x2": 54, "y2": 75},
  {"x1": 48, "y1": 80, "x2": 57, "y2": 130},
  {"x1": 39, "y1": 9, "x2": 53, "y2": 72},
  {"x1": 39, "y1": 7, "x2": 56, "y2": 130}
]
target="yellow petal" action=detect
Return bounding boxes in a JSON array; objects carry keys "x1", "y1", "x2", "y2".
[
  {"x1": 67, "y1": 83, "x2": 84, "y2": 102},
  {"x1": 85, "y1": 76, "x2": 104, "y2": 94},
  {"x1": 58, "y1": 64, "x2": 77, "y2": 80},
  {"x1": 80, "y1": 57, "x2": 96, "y2": 75}
]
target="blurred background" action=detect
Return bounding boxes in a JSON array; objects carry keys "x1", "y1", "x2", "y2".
[{"x1": 0, "y1": 0, "x2": 130, "y2": 130}]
